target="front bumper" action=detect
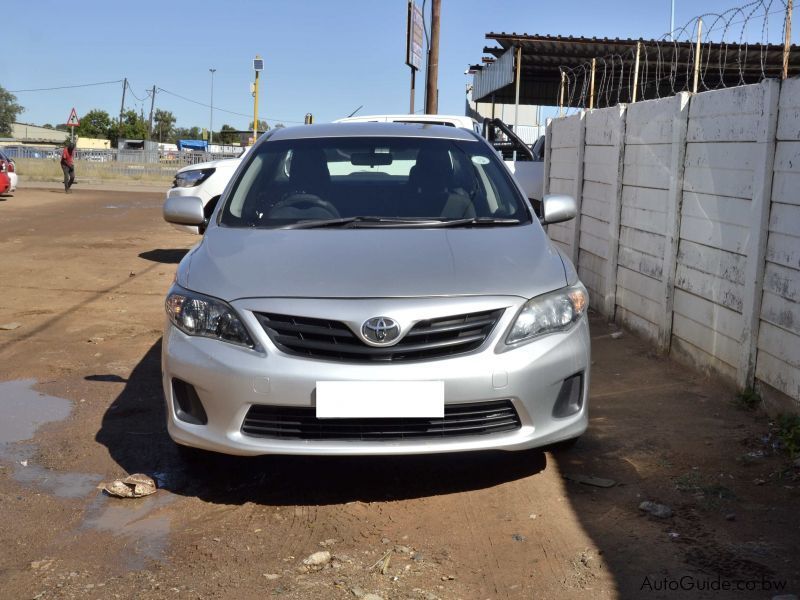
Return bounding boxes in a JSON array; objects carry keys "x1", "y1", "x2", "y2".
[{"x1": 161, "y1": 297, "x2": 591, "y2": 456}]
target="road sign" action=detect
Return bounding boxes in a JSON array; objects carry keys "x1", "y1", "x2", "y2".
[
  {"x1": 406, "y1": 1, "x2": 424, "y2": 70},
  {"x1": 66, "y1": 108, "x2": 80, "y2": 127}
]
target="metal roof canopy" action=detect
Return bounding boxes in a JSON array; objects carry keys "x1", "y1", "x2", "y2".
[{"x1": 472, "y1": 33, "x2": 800, "y2": 107}]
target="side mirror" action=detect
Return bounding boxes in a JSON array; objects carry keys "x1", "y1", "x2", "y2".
[
  {"x1": 540, "y1": 194, "x2": 577, "y2": 225},
  {"x1": 164, "y1": 196, "x2": 205, "y2": 227}
]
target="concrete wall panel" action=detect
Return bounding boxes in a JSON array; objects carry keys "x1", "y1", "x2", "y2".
[{"x1": 777, "y1": 77, "x2": 800, "y2": 141}]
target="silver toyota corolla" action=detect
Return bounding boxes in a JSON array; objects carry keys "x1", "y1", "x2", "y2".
[{"x1": 162, "y1": 122, "x2": 590, "y2": 456}]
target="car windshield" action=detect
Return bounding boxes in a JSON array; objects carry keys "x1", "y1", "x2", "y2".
[{"x1": 220, "y1": 136, "x2": 530, "y2": 228}]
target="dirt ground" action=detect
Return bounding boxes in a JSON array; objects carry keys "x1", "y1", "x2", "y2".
[{"x1": 0, "y1": 185, "x2": 798, "y2": 600}]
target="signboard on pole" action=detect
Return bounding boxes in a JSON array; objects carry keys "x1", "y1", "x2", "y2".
[
  {"x1": 66, "y1": 107, "x2": 80, "y2": 127},
  {"x1": 406, "y1": 1, "x2": 424, "y2": 70}
]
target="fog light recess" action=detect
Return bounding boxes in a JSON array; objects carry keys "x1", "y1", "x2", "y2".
[
  {"x1": 172, "y1": 378, "x2": 209, "y2": 425},
  {"x1": 552, "y1": 373, "x2": 584, "y2": 418}
]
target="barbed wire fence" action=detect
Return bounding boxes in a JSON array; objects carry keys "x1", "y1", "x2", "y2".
[{"x1": 558, "y1": 0, "x2": 794, "y2": 114}]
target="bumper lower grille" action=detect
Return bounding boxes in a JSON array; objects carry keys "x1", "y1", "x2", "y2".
[
  {"x1": 255, "y1": 308, "x2": 504, "y2": 362},
  {"x1": 241, "y1": 400, "x2": 521, "y2": 441}
]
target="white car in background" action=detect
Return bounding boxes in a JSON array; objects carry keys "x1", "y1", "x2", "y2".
[
  {"x1": 336, "y1": 114, "x2": 544, "y2": 205},
  {"x1": 166, "y1": 148, "x2": 249, "y2": 233}
]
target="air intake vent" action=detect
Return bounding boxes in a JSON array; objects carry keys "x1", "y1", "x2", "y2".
[{"x1": 242, "y1": 400, "x2": 520, "y2": 441}]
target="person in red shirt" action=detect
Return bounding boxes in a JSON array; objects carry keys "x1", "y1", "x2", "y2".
[{"x1": 61, "y1": 142, "x2": 76, "y2": 193}]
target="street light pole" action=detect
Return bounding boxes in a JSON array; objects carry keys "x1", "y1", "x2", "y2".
[
  {"x1": 670, "y1": 0, "x2": 675, "y2": 40},
  {"x1": 209, "y1": 68, "x2": 216, "y2": 145}
]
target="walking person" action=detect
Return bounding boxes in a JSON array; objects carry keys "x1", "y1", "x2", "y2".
[{"x1": 61, "y1": 142, "x2": 76, "y2": 193}]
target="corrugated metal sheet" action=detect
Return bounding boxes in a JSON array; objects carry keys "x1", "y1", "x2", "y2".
[
  {"x1": 470, "y1": 32, "x2": 799, "y2": 106},
  {"x1": 473, "y1": 46, "x2": 515, "y2": 100}
]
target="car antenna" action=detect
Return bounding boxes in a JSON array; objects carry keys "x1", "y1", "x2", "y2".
[{"x1": 346, "y1": 105, "x2": 364, "y2": 118}]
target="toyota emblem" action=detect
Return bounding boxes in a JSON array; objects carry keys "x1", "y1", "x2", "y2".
[{"x1": 362, "y1": 316, "x2": 401, "y2": 345}]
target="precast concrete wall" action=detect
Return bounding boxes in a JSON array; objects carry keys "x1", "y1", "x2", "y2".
[
  {"x1": 544, "y1": 78, "x2": 799, "y2": 410},
  {"x1": 756, "y1": 77, "x2": 800, "y2": 403},
  {"x1": 544, "y1": 112, "x2": 584, "y2": 260}
]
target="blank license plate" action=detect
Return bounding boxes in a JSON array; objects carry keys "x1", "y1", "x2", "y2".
[{"x1": 315, "y1": 381, "x2": 444, "y2": 418}]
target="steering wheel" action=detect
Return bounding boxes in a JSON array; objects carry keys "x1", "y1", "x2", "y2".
[{"x1": 267, "y1": 193, "x2": 341, "y2": 219}]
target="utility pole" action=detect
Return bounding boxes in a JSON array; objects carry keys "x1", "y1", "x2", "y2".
[
  {"x1": 147, "y1": 85, "x2": 156, "y2": 140},
  {"x1": 783, "y1": 0, "x2": 793, "y2": 79},
  {"x1": 425, "y1": 0, "x2": 441, "y2": 114},
  {"x1": 209, "y1": 68, "x2": 216, "y2": 144},
  {"x1": 118, "y1": 77, "x2": 127, "y2": 145}
]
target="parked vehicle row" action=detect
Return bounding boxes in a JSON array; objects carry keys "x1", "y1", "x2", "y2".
[{"x1": 161, "y1": 121, "x2": 590, "y2": 459}]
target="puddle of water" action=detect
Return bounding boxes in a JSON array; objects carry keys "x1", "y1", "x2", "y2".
[
  {"x1": 82, "y1": 492, "x2": 173, "y2": 569},
  {"x1": 11, "y1": 448, "x2": 103, "y2": 498},
  {"x1": 0, "y1": 379, "x2": 71, "y2": 445},
  {"x1": 0, "y1": 380, "x2": 103, "y2": 497},
  {"x1": 0, "y1": 379, "x2": 174, "y2": 567}
]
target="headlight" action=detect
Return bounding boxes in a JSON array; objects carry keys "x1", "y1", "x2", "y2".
[
  {"x1": 173, "y1": 168, "x2": 215, "y2": 188},
  {"x1": 165, "y1": 286, "x2": 254, "y2": 348},
  {"x1": 506, "y1": 283, "x2": 588, "y2": 345}
]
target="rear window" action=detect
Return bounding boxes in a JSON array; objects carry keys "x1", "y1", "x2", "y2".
[{"x1": 220, "y1": 136, "x2": 529, "y2": 228}]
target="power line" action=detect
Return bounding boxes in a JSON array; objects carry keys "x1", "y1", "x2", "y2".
[
  {"x1": 124, "y1": 81, "x2": 148, "y2": 103},
  {"x1": 156, "y1": 86, "x2": 303, "y2": 124},
  {"x1": 9, "y1": 79, "x2": 124, "y2": 93},
  {"x1": 10, "y1": 78, "x2": 302, "y2": 125}
]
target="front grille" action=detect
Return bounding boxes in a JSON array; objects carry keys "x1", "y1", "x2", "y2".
[
  {"x1": 241, "y1": 400, "x2": 521, "y2": 441},
  {"x1": 255, "y1": 308, "x2": 504, "y2": 362}
]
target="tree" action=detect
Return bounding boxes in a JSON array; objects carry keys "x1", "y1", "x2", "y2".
[
  {"x1": 217, "y1": 124, "x2": 239, "y2": 144},
  {"x1": 153, "y1": 109, "x2": 176, "y2": 142},
  {"x1": 173, "y1": 126, "x2": 201, "y2": 142},
  {"x1": 75, "y1": 109, "x2": 112, "y2": 139},
  {"x1": 108, "y1": 110, "x2": 149, "y2": 146},
  {"x1": 248, "y1": 119, "x2": 270, "y2": 133},
  {"x1": 0, "y1": 85, "x2": 24, "y2": 137}
]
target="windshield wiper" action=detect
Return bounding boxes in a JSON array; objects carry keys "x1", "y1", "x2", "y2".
[
  {"x1": 429, "y1": 217, "x2": 522, "y2": 228},
  {"x1": 281, "y1": 216, "x2": 445, "y2": 230},
  {"x1": 281, "y1": 216, "x2": 521, "y2": 230}
]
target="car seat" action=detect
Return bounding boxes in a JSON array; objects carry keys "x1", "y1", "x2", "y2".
[{"x1": 405, "y1": 148, "x2": 475, "y2": 219}]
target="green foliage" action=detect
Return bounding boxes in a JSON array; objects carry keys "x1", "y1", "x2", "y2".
[
  {"x1": 75, "y1": 109, "x2": 112, "y2": 139},
  {"x1": 0, "y1": 85, "x2": 24, "y2": 137},
  {"x1": 217, "y1": 124, "x2": 239, "y2": 144},
  {"x1": 108, "y1": 110, "x2": 149, "y2": 147},
  {"x1": 776, "y1": 414, "x2": 800, "y2": 458},
  {"x1": 735, "y1": 388, "x2": 761, "y2": 411},
  {"x1": 174, "y1": 126, "x2": 201, "y2": 141},
  {"x1": 153, "y1": 109, "x2": 176, "y2": 142},
  {"x1": 248, "y1": 119, "x2": 270, "y2": 132}
]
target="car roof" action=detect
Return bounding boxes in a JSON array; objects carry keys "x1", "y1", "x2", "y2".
[
  {"x1": 266, "y1": 122, "x2": 478, "y2": 142},
  {"x1": 336, "y1": 114, "x2": 476, "y2": 124}
]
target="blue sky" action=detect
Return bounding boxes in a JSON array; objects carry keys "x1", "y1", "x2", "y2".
[{"x1": 2, "y1": 0, "x2": 795, "y2": 131}]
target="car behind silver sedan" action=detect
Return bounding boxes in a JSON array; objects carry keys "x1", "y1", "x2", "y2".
[{"x1": 162, "y1": 122, "x2": 589, "y2": 456}]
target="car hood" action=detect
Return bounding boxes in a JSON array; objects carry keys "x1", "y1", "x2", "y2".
[
  {"x1": 181, "y1": 224, "x2": 567, "y2": 300},
  {"x1": 176, "y1": 156, "x2": 242, "y2": 173}
]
